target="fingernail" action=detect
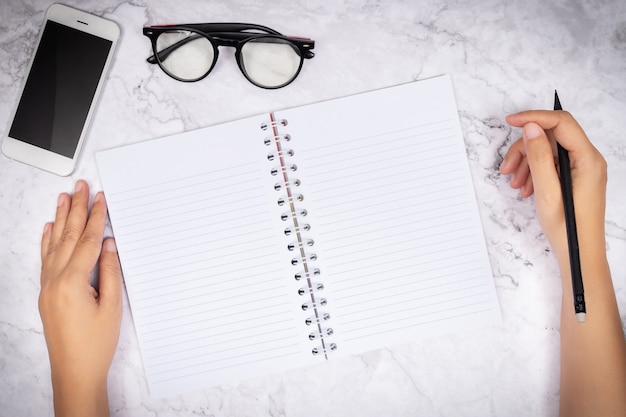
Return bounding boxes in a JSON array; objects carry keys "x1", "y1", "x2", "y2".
[
  {"x1": 523, "y1": 123, "x2": 544, "y2": 140},
  {"x1": 75, "y1": 181, "x2": 85, "y2": 193},
  {"x1": 43, "y1": 222, "x2": 53, "y2": 234},
  {"x1": 103, "y1": 238, "x2": 117, "y2": 253},
  {"x1": 57, "y1": 194, "x2": 65, "y2": 207},
  {"x1": 94, "y1": 192, "x2": 104, "y2": 203}
]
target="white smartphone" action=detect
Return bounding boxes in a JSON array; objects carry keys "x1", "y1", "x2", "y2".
[{"x1": 2, "y1": 4, "x2": 119, "y2": 176}]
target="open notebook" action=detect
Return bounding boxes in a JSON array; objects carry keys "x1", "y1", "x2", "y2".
[{"x1": 97, "y1": 75, "x2": 501, "y2": 397}]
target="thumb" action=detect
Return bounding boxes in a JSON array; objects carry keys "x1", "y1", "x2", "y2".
[
  {"x1": 522, "y1": 122, "x2": 562, "y2": 206},
  {"x1": 98, "y1": 238, "x2": 123, "y2": 312}
]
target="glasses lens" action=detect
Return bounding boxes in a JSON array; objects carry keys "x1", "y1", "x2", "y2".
[
  {"x1": 240, "y1": 37, "x2": 303, "y2": 88},
  {"x1": 155, "y1": 30, "x2": 215, "y2": 81}
]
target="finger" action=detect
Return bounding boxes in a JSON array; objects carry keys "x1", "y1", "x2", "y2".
[
  {"x1": 500, "y1": 138, "x2": 532, "y2": 190},
  {"x1": 520, "y1": 123, "x2": 561, "y2": 203},
  {"x1": 520, "y1": 171, "x2": 535, "y2": 198},
  {"x1": 500, "y1": 138, "x2": 525, "y2": 175},
  {"x1": 511, "y1": 157, "x2": 530, "y2": 189},
  {"x1": 506, "y1": 110, "x2": 594, "y2": 154},
  {"x1": 69, "y1": 192, "x2": 109, "y2": 276},
  {"x1": 41, "y1": 223, "x2": 53, "y2": 259},
  {"x1": 97, "y1": 238, "x2": 123, "y2": 313},
  {"x1": 48, "y1": 193, "x2": 71, "y2": 255},
  {"x1": 40, "y1": 223, "x2": 53, "y2": 278},
  {"x1": 55, "y1": 180, "x2": 91, "y2": 261}
]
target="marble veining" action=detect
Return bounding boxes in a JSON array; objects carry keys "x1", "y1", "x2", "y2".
[{"x1": 1, "y1": 0, "x2": 625, "y2": 416}]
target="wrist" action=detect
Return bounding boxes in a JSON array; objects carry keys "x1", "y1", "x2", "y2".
[
  {"x1": 51, "y1": 370, "x2": 110, "y2": 417},
  {"x1": 556, "y1": 237, "x2": 610, "y2": 302},
  {"x1": 554, "y1": 224, "x2": 607, "y2": 282}
]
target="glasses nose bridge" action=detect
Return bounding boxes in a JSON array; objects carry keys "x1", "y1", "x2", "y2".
[{"x1": 212, "y1": 35, "x2": 242, "y2": 49}]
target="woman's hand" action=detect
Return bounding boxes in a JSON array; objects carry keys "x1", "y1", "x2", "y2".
[
  {"x1": 500, "y1": 110, "x2": 607, "y2": 262},
  {"x1": 501, "y1": 111, "x2": 626, "y2": 417},
  {"x1": 39, "y1": 180, "x2": 122, "y2": 417}
]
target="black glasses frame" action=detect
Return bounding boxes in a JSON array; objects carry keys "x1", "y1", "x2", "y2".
[{"x1": 142, "y1": 23, "x2": 315, "y2": 89}]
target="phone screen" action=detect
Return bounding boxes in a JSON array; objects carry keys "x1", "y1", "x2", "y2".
[{"x1": 8, "y1": 20, "x2": 113, "y2": 158}]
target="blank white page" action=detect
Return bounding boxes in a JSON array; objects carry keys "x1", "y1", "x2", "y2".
[
  {"x1": 275, "y1": 75, "x2": 501, "y2": 355},
  {"x1": 97, "y1": 117, "x2": 319, "y2": 398}
]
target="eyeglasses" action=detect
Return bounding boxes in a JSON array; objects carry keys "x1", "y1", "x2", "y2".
[{"x1": 142, "y1": 23, "x2": 315, "y2": 89}]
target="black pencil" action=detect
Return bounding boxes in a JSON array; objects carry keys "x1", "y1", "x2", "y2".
[{"x1": 554, "y1": 90, "x2": 586, "y2": 323}]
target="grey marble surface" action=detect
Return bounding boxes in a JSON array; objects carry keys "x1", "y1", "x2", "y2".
[{"x1": 1, "y1": 0, "x2": 625, "y2": 416}]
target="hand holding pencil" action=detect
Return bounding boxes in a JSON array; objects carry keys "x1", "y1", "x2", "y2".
[
  {"x1": 500, "y1": 106, "x2": 626, "y2": 416},
  {"x1": 500, "y1": 109, "x2": 607, "y2": 274}
]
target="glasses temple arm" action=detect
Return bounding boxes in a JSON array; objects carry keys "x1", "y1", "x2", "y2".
[{"x1": 183, "y1": 22, "x2": 282, "y2": 35}]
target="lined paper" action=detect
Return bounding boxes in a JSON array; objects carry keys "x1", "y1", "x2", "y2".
[
  {"x1": 97, "y1": 75, "x2": 500, "y2": 397},
  {"x1": 97, "y1": 119, "x2": 316, "y2": 397},
  {"x1": 276, "y1": 75, "x2": 500, "y2": 355},
  {"x1": 304, "y1": 123, "x2": 496, "y2": 352},
  {"x1": 112, "y1": 163, "x2": 303, "y2": 384}
]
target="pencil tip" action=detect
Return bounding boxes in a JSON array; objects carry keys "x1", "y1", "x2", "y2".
[{"x1": 553, "y1": 90, "x2": 562, "y2": 110}]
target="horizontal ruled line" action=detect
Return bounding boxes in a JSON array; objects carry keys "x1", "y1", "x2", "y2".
[
  {"x1": 325, "y1": 224, "x2": 474, "y2": 253},
  {"x1": 114, "y1": 188, "x2": 265, "y2": 223},
  {"x1": 122, "y1": 216, "x2": 270, "y2": 246},
  {"x1": 142, "y1": 303, "x2": 284, "y2": 332},
  {"x1": 145, "y1": 325, "x2": 294, "y2": 361},
  {"x1": 326, "y1": 252, "x2": 479, "y2": 281},
  {"x1": 324, "y1": 242, "x2": 479, "y2": 273},
  {"x1": 150, "y1": 334, "x2": 298, "y2": 368},
  {"x1": 138, "y1": 294, "x2": 285, "y2": 325},
  {"x1": 142, "y1": 306, "x2": 290, "y2": 337},
  {"x1": 333, "y1": 268, "x2": 485, "y2": 301},
  {"x1": 299, "y1": 120, "x2": 453, "y2": 160},
  {"x1": 124, "y1": 242, "x2": 278, "y2": 278},
  {"x1": 129, "y1": 254, "x2": 277, "y2": 284},
  {"x1": 125, "y1": 235, "x2": 276, "y2": 270},
  {"x1": 335, "y1": 280, "x2": 488, "y2": 313},
  {"x1": 308, "y1": 160, "x2": 463, "y2": 192},
  {"x1": 106, "y1": 161, "x2": 259, "y2": 198},
  {"x1": 339, "y1": 290, "x2": 489, "y2": 326},
  {"x1": 124, "y1": 216, "x2": 272, "y2": 255},
  {"x1": 304, "y1": 141, "x2": 457, "y2": 179},
  {"x1": 341, "y1": 306, "x2": 494, "y2": 342},
  {"x1": 113, "y1": 176, "x2": 261, "y2": 213},
  {"x1": 142, "y1": 311, "x2": 292, "y2": 344},
  {"x1": 135, "y1": 285, "x2": 286, "y2": 318},
  {"x1": 133, "y1": 267, "x2": 283, "y2": 301},
  {"x1": 135, "y1": 280, "x2": 285, "y2": 312},
  {"x1": 130, "y1": 264, "x2": 283, "y2": 302},
  {"x1": 150, "y1": 350, "x2": 302, "y2": 385}
]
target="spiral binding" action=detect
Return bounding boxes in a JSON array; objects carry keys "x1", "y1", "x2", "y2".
[{"x1": 262, "y1": 112, "x2": 336, "y2": 359}]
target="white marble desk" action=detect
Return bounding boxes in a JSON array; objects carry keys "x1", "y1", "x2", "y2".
[{"x1": 1, "y1": 1, "x2": 625, "y2": 416}]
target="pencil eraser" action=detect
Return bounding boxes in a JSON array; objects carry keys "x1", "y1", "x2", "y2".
[{"x1": 575, "y1": 312, "x2": 586, "y2": 323}]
